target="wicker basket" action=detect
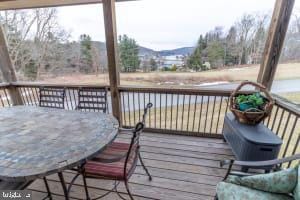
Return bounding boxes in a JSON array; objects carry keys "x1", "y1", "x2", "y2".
[{"x1": 229, "y1": 81, "x2": 274, "y2": 125}]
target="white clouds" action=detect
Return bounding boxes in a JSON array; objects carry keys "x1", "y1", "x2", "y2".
[{"x1": 57, "y1": 0, "x2": 298, "y2": 50}]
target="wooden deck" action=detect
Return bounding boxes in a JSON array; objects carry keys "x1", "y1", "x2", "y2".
[{"x1": 28, "y1": 132, "x2": 234, "y2": 200}]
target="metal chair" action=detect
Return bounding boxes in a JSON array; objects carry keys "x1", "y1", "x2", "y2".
[
  {"x1": 215, "y1": 154, "x2": 300, "y2": 200},
  {"x1": 67, "y1": 103, "x2": 153, "y2": 200},
  {"x1": 39, "y1": 87, "x2": 65, "y2": 109},
  {"x1": 39, "y1": 86, "x2": 66, "y2": 200},
  {"x1": 76, "y1": 87, "x2": 108, "y2": 113}
]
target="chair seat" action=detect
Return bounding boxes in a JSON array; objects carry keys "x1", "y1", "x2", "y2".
[
  {"x1": 217, "y1": 182, "x2": 294, "y2": 200},
  {"x1": 84, "y1": 142, "x2": 137, "y2": 180},
  {"x1": 93, "y1": 142, "x2": 131, "y2": 160}
]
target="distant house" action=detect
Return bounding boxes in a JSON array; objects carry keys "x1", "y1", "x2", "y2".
[
  {"x1": 160, "y1": 55, "x2": 185, "y2": 69},
  {"x1": 203, "y1": 61, "x2": 211, "y2": 70}
]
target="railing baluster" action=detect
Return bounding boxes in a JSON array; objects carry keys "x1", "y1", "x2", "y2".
[
  {"x1": 275, "y1": 109, "x2": 285, "y2": 135},
  {"x1": 165, "y1": 93, "x2": 168, "y2": 130},
  {"x1": 3, "y1": 89, "x2": 11, "y2": 106},
  {"x1": 224, "y1": 97, "x2": 229, "y2": 114},
  {"x1": 21, "y1": 87, "x2": 30, "y2": 105},
  {"x1": 160, "y1": 93, "x2": 162, "y2": 129},
  {"x1": 192, "y1": 95, "x2": 198, "y2": 132},
  {"x1": 215, "y1": 96, "x2": 223, "y2": 134},
  {"x1": 122, "y1": 92, "x2": 126, "y2": 126},
  {"x1": 148, "y1": 93, "x2": 151, "y2": 127},
  {"x1": 65, "y1": 89, "x2": 71, "y2": 110},
  {"x1": 33, "y1": 87, "x2": 39, "y2": 105},
  {"x1": 0, "y1": 94, "x2": 5, "y2": 107},
  {"x1": 138, "y1": 92, "x2": 141, "y2": 122},
  {"x1": 281, "y1": 113, "x2": 291, "y2": 139},
  {"x1": 204, "y1": 96, "x2": 210, "y2": 133},
  {"x1": 186, "y1": 95, "x2": 191, "y2": 131},
  {"x1": 209, "y1": 96, "x2": 217, "y2": 134},
  {"x1": 143, "y1": 92, "x2": 146, "y2": 122},
  {"x1": 267, "y1": 106, "x2": 275, "y2": 127},
  {"x1": 197, "y1": 96, "x2": 204, "y2": 133},
  {"x1": 154, "y1": 93, "x2": 157, "y2": 129},
  {"x1": 270, "y1": 106, "x2": 280, "y2": 130},
  {"x1": 282, "y1": 117, "x2": 298, "y2": 159},
  {"x1": 127, "y1": 92, "x2": 131, "y2": 126},
  {"x1": 176, "y1": 94, "x2": 179, "y2": 131},
  {"x1": 170, "y1": 93, "x2": 174, "y2": 130},
  {"x1": 71, "y1": 89, "x2": 77, "y2": 110},
  {"x1": 181, "y1": 95, "x2": 185, "y2": 131},
  {"x1": 132, "y1": 92, "x2": 136, "y2": 124},
  {"x1": 26, "y1": 87, "x2": 34, "y2": 105},
  {"x1": 28, "y1": 87, "x2": 36, "y2": 106}
]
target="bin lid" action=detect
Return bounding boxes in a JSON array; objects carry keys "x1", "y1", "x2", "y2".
[{"x1": 226, "y1": 113, "x2": 283, "y2": 146}]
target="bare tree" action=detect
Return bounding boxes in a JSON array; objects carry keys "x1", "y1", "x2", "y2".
[
  {"x1": 0, "y1": 10, "x2": 36, "y2": 72},
  {"x1": 235, "y1": 14, "x2": 255, "y2": 65},
  {"x1": 0, "y1": 8, "x2": 69, "y2": 80},
  {"x1": 91, "y1": 43, "x2": 101, "y2": 76},
  {"x1": 249, "y1": 13, "x2": 269, "y2": 64}
]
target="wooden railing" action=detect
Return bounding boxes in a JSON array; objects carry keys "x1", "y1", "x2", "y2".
[
  {"x1": 119, "y1": 86, "x2": 299, "y2": 166},
  {"x1": 119, "y1": 86, "x2": 237, "y2": 138},
  {"x1": 0, "y1": 83, "x2": 11, "y2": 107},
  {"x1": 263, "y1": 95, "x2": 300, "y2": 167},
  {"x1": 0, "y1": 82, "x2": 299, "y2": 166}
]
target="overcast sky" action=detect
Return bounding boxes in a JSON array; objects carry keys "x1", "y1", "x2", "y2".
[{"x1": 57, "y1": 0, "x2": 300, "y2": 50}]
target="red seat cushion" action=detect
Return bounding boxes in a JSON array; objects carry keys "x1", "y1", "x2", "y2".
[{"x1": 84, "y1": 142, "x2": 137, "y2": 180}]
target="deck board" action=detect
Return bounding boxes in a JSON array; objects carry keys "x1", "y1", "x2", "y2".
[{"x1": 27, "y1": 132, "x2": 234, "y2": 200}]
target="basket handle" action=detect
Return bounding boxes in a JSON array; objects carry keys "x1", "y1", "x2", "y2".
[{"x1": 229, "y1": 81, "x2": 274, "y2": 108}]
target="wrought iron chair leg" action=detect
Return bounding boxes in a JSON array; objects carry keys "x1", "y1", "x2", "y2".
[
  {"x1": 43, "y1": 177, "x2": 53, "y2": 200},
  {"x1": 115, "y1": 181, "x2": 128, "y2": 200},
  {"x1": 67, "y1": 173, "x2": 80, "y2": 194},
  {"x1": 138, "y1": 151, "x2": 152, "y2": 181},
  {"x1": 82, "y1": 173, "x2": 91, "y2": 200},
  {"x1": 124, "y1": 180, "x2": 134, "y2": 200},
  {"x1": 58, "y1": 172, "x2": 70, "y2": 200}
]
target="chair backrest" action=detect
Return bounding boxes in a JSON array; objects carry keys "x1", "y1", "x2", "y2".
[
  {"x1": 77, "y1": 88, "x2": 108, "y2": 113},
  {"x1": 124, "y1": 103, "x2": 152, "y2": 178},
  {"x1": 39, "y1": 87, "x2": 65, "y2": 109},
  {"x1": 124, "y1": 122, "x2": 144, "y2": 178},
  {"x1": 142, "y1": 103, "x2": 153, "y2": 124}
]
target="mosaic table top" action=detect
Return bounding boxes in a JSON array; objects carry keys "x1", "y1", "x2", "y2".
[{"x1": 0, "y1": 106, "x2": 119, "y2": 182}]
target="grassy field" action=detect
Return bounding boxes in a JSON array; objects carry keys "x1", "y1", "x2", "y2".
[
  {"x1": 281, "y1": 92, "x2": 300, "y2": 104},
  {"x1": 42, "y1": 62, "x2": 300, "y2": 87}
]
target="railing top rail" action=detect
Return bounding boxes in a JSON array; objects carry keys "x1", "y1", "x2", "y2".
[
  {"x1": 273, "y1": 95, "x2": 300, "y2": 117},
  {"x1": 0, "y1": 83, "x2": 11, "y2": 87},
  {"x1": 11, "y1": 82, "x2": 109, "y2": 89},
  {"x1": 118, "y1": 85, "x2": 254, "y2": 96}
]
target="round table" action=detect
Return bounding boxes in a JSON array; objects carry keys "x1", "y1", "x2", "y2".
[{"x1": 0, "y1": 106, "x2": 119, "y2": 182}]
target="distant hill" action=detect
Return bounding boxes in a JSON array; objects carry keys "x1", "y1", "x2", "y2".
[
  {"x1": 139, "y1": 46, "x2": 195, "y2": 57},
  {"x1": 158, "y1": 47, "x2": 195, "y2": 56},
  {"x1": 139, "y1": 46, "x2": 157, "y2": 56},
  {"x1": 92, "y1": 40, "x2": 195, "y2": 57}
]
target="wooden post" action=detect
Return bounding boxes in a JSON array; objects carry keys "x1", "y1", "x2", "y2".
[
  {"x1": 257, "y1": 0, "x2": 295, "y2": 90},
  {"x1": 102, "y1": 0, "x2": 122, "y2": 123},
  {"x1": 0, "y1": 25, "x2": 23, "y2": 105}
]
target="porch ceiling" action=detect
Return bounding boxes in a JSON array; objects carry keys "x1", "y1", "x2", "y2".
[{"x1": 0, "y1": 0, "x2": 136, "y2": 10}]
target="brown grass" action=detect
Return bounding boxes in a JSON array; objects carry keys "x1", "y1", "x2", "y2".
[
  {"x1": 281, "y1": 92, "x2": 300, "y2": 104},
  {"x1": 40, "y1": 63, "x2": 300, "y2": 87},
  {"x1": 122, "y1": 98, "x2": 229, "y2": 135}
]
